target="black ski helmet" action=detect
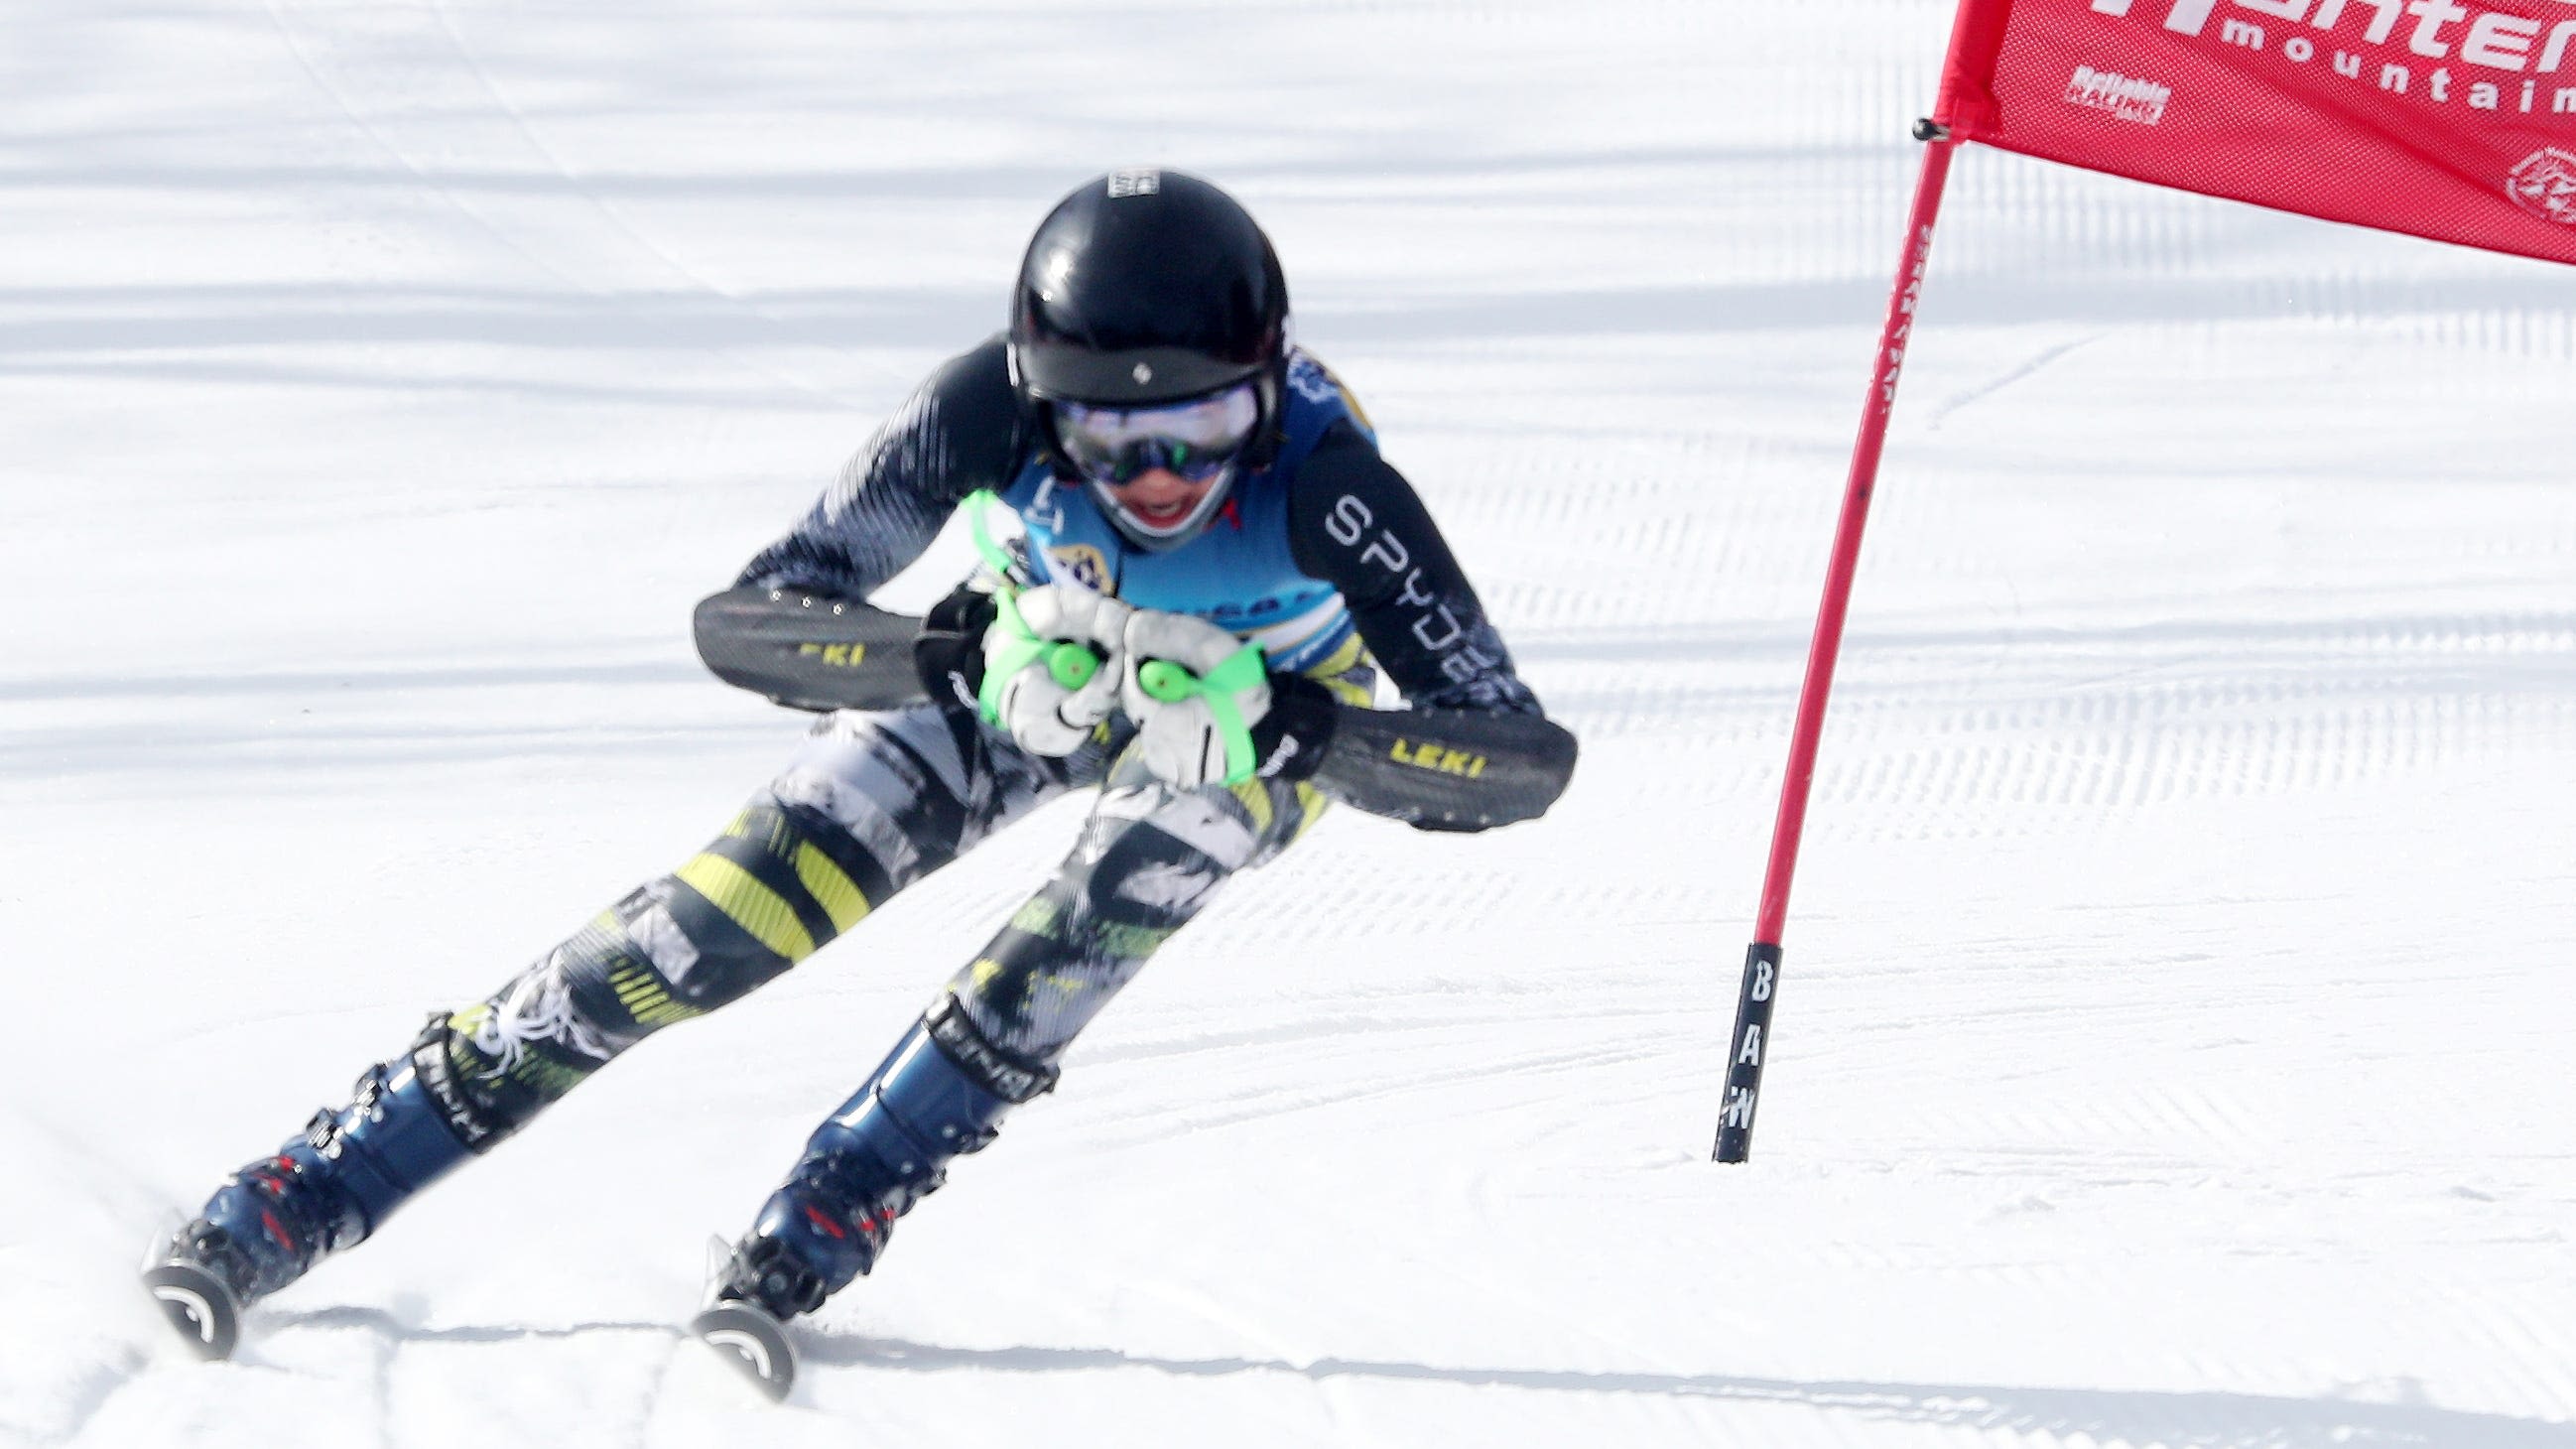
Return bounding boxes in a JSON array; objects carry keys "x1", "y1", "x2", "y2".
[{"x1": 1009, "y1": 170, "x2": 1291, "y2": 549}]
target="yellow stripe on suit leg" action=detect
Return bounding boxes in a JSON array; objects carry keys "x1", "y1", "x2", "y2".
[
  {"x1": 792, "y1": 842, "x2": 871, "y2": 934},
  {"x1": 675, "y1": 853, "x2": 817, "y2": 963}
]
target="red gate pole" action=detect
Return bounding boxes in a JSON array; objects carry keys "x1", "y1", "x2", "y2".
[{"x1": 1716, "y1": 126, "x2": 1961, "y2": 1163}]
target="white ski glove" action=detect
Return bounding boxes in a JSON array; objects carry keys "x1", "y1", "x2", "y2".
[
  {"x1": 1119, "y1": 609, "x2": 1273, "y2": 788},
  {"x1": 979, "y1": 585, "x2": 1132, "y2": 756}
]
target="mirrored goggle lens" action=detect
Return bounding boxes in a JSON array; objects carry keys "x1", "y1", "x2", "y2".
[{"x1": 1055, "y1": 383, "x2": 1258, "y2": 485}]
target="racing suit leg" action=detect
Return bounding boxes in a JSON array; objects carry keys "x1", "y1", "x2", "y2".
[
  {"x1": 164, "y1": 703, "x2": 1089, "y2": 1308},
  {"x1": 718, "y1": 753, "x2": 1332, "y2": 1318}
]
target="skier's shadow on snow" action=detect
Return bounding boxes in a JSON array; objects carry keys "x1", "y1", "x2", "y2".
[
  {"x1": 807, "y1": 1335, "x2": 2575, "y2": 1449},
  {"x1": 264, "y1": 1305, "x2": 678, "y2": 1346},
  {"x1": 255, "y1": 1310, "x2": 2569, "y2": 1447}
]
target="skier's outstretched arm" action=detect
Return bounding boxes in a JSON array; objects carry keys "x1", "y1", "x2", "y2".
[
  {"x1": 1282, "y1": 420, "x2": 1577, "y2": 831},
  {"x1": 693, "y1": 337, "x2": 1026, "y2": 710}
]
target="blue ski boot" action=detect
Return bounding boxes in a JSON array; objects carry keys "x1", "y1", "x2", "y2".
[
  {"x1": 693, "y1": 993, "x2": 1054, "y2": 1399},
  {"x1": 144, "y1": 1019, "x2": 479, "y2": 1359}
]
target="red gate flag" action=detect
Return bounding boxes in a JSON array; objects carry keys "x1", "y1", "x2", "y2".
[
  {"x1": 1717, "y1": 0, "x2": 2576, "y2": 1165},
  {"x1": 1935, "y1": 0, "x2": 2576, "y2": 265}
]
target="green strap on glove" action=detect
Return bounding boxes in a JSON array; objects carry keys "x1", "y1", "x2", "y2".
[
  {"x1": 965, "y1": 489, "x2": 1102, "y2": 725},
  {"x1": 966, "y1": 489, "x2": 1267, "y2": 783},
  {"x1": 1135, "y1": 641, "x2": 1269, "y2": 785}
]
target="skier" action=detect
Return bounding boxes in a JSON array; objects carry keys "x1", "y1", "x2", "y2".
[{"x1": 142, "y1": 169, "x2": 1577, "y2": 1396}]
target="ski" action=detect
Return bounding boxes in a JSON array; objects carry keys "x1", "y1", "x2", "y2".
[
  {"x1": 142, "y1": 1258, "x2": 241, "y2": 1361},
  {"x1": 690, "y1": 1298, "x2": 797, "y2": 1401}
]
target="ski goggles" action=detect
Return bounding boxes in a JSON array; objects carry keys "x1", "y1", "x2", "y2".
[{"x1": 1052, "y1": 381, "x2": 1260, "y2": 487}]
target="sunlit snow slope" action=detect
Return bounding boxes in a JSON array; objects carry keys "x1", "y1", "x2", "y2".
[{"x1": 4, "y1": 2, "x2": 2574, "y2": 1445}]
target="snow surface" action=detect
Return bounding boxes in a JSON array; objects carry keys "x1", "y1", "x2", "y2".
[{"x1": 5, "y1": 1, "x2": 2575, "y2": 1444}]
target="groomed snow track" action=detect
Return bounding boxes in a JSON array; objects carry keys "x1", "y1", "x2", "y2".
[{"x1": 3, "y1": 2, "x2": 2572, "y2": 1445}]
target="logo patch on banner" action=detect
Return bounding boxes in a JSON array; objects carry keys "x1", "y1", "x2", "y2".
[
  {"x1": 2509, "y1": 148, "x2": 2576, "y2": 224},
  {"x1": 2066, "y1": 64, "x2": 2173, "y2": 123}
]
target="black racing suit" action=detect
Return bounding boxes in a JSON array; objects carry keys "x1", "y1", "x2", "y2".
[{"x1": 175, "y1": 338, "x2": 1575, "y2": 1324}]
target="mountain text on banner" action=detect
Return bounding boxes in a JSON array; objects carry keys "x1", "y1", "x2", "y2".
[{"x1": 1933, "y1": 0, "x2": 2576, "y2": 265}]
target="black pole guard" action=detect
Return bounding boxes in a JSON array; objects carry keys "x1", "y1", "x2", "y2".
[{"x1": 1713, "y1": 941, "x2": 1782, "y2": 1163}]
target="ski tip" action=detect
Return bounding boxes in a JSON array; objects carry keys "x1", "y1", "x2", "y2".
[
  {"x1": 142, "y1": 1260, "x2": 240, "y2": 1362},
  {"x1": 690, "y1": 1299, "x2": 797, "y2": 1403}
]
